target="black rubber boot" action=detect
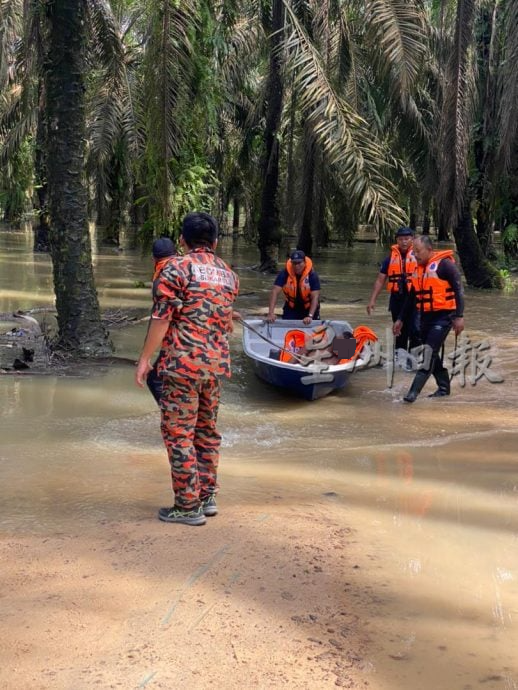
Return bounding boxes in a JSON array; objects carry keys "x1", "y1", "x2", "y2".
[
  {"x1": 428, "y1": 368, "x2": 451, "y2": 398},
  {"x1": 403, "y1": 370, "x2": 430, "y2": 403}
]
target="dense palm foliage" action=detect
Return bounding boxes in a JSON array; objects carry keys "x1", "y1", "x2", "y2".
[{"x1": 0, "y1": 0, "x2": 516, "y2": 351}]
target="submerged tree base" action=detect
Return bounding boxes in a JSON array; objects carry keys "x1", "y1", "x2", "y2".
[
  {"x1": 255, "y1": 257, "x2": 279, "y2": 273},
  {"x1": 0, "y1": 308, "x2": 146, "y2": 375}
]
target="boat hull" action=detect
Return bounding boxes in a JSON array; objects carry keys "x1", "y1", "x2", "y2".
[
  {"x1": 241, "y1": 319, "x2": 362, "y2": 401},
  {"x1": 252, "y1": 357, "x2": 349, "y2": 400}
]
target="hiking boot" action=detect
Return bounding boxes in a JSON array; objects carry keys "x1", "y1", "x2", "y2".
[
  {"x1": 202, "y1": 495, "x2": 218, "y2": 517},
  {"x1": 158, "y1": 505, "x2": 206, "y2": 526}
]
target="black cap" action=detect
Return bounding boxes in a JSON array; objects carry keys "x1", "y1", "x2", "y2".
[
  {"x1": 395, "y1": 227, "x2": 414, "y2": 237},
  {"x1": 152, "y1": 237, "x2": 176, "y2": 259},
  {"x1": 290, "y1": 250, "x2": 306, "y2": 262}
]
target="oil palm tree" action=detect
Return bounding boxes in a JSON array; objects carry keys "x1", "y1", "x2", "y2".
[
  {"x1": 44, "y1": 0, "x2": 113, "y2": 354},
  {"x1": 219, "y1": 0, "x2": 428, "y2": 269},
  {"x1": 434, "y1": 0, "x2": 516, "y2": 287},
  {"x1": 0, "y1": 0, "x2": 130, "y2": 352},
  {"x1": 256, "y1": 0, "x2": 285, "y2": 270},
  {"x1": 278, "y1": 0, "x2": 426, "y2": 245}
]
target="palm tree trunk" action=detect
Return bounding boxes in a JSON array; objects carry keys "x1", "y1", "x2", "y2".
[
  {"x1": 298, "y1": 140, "x2": 315, "y2": 255},
  {"x1": 314, "y1": 169, "x2": 329, "y2": 248},
  {"x1": 232, "y1": 197, "x2": 240, "y2": 233},
  {"x1": 257, "y1": 0, "x2": 285, "y2": 272},
  {"x1": 45, "y1": 0, "x2": 111, "y2": 355},
  {"x1": 453, "y1": 202, "x2": 503, "y2": 288},
  {"x1": 473, "y1": 2, "x2": 499, "y2": 257},
  {"x1": 437, "y1": 214, "x2": 449, "y2": 241},
  {"x1": 284, "y1": 81, "x2": 297, "y2": 232},
  {"x1": 34, "y1": 83, "x2": 50, "y2": 252},
  {"x1": 422, "y1": 195, "x2": 431, "y2": 235},
  {"x1": 95, "y1": 178, "x2": 110, "y2": 228}
]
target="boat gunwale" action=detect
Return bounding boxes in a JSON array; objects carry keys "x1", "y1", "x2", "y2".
[{"x1": 241, "y1": 318, "x2": 367, "y2": 373}]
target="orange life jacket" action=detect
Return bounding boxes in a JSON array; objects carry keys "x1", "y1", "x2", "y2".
[
  {"x1": 411, "y1": 250, "x2": 457, "y2": 312},
  {"x1": 279, "y1": 326, "x2": 333, "y2": 363},
  {"x1": 282, "y1": 257, "x2": 314, "y2": 310},
  {"x1": 338, "y1": 325, "x2": 378, "y2": 363},
  {"x1": 279, "y1": 329, "x2": 307, "y2": 362},
  {"x1": 279, "y1": 325, "x2": 378, "y2": 364},
  {"x1": 386, "y1": 245, "x2": 417, "y2": 294}
]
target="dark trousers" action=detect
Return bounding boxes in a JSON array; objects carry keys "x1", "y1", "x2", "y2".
[
  {"x1": 419, "y1": 313, "x2": 452, "y2": 384},
  {"x1": 404, "y1": 312, "x2": 453, "y2": 401},
  {"x1": 146, "y1": 360, "x2": 162, "y2": 405},
  {"x1": 389, "y1": 294, "x2": 419, "y2": 351}
]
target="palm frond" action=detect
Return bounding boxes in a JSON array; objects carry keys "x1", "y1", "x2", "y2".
[
  {"x1": 88, "y1": 0, "x2": 126, "y2": 82},
  {"x1": 282, "y1": 3, "x2": 405, "y2": 232},
  {"x1": 136, "y1": 0, "x2": 199, "y2": 229},
  {"x1": 88, "y1": 83, "x2": 124, "y2": 169},
  {"x1": 364, "y1": 0, "x2": 427, "y2": 96},
  {"x1": 0, "y1": 87, "x2": 22, "y2": 137},
  {"x1": 87, "y1": 0, "x2": 137, "y2": 154},
  {"x1": 219, "y1": 15, "x2": 263, "y2": 96},
  {"x1": 496, "y1": 0, "x2": 518, "y2": 172},
  {"x1": 311, "y1": 0, "x2": 331, "y2": 59},
  {"x1": 17, "y1": 0, "x2": 44, "y2": 83},
  {"x1": 0, "y1": 0, "x2": 23, "y2": 88},
  {"x1": 0, "y1": 103, "x2": 37, "y2": 168},
  {"x1": 336, "y1": 7, "x2": 362, "y2": 111},
  {"x1": 144, "y1": 0, "x2": 197, "y2": 163}
]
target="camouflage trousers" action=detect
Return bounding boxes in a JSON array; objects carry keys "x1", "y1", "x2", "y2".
[{"x1": 160, "y1": 373, "x2": 221, "y2": 510}]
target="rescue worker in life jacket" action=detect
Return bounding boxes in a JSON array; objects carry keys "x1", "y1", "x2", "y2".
[
  {"x1": 146, "y1": 237, "x2": 177, "y2": 405},
  {"x1": 366, "y1": 226, "x2": 419, "y2": 351},
  {"x1": 394, "y1": 235, "x2": 465, "y2": 403},
  {"x1": 266, "y1": 250, "x2": 321, "y2": 325}
]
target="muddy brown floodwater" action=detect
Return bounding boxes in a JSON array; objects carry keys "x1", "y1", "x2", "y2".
[{"x1": 1, "y1": 226, "x2": 518, "y2": 689}]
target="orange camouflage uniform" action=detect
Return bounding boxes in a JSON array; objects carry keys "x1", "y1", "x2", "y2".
[{"x1": 152, "y1": 247, "x2": 239, "y2": 510}]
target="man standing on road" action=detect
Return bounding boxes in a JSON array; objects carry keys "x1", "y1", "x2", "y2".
[
  {"x1": 135, "y1": 212, "x2": 239, "y2": 526},
  {"x1": 266, "y1": 250, "x2": 321, "y2": 325},
  {"x1": 367, "y1": 227, "x2": 418, "y2": 352},
  {"x1": 394, "y1": 235, "x2": 465, "y2": 403}
]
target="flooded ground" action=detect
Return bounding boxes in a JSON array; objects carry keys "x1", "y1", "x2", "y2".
[{"x1": 1, "y1": 226, "x2": 518, "y2": 689}]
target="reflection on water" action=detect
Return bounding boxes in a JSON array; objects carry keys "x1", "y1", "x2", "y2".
[{"x1": 1, "y1": 225, "x2": 518, "y2": 689}]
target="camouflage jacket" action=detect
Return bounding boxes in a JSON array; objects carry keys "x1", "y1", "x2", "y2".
[{"x1": 152, "y1": 247, "x2": 239, "y2": 378}]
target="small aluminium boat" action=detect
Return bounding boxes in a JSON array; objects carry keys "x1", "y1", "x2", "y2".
[{"x1": 241, "y1": 318, "x2": 374, "y2": 401}]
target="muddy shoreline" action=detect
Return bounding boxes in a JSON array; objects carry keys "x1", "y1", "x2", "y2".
[{"x1": 1, "y1": 490, "x2": 376, "y2": 690}]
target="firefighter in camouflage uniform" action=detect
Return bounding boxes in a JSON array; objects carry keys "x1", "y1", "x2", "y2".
[{"x1": 136, "y1": 212, "x2": 239, "y2": 526}]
